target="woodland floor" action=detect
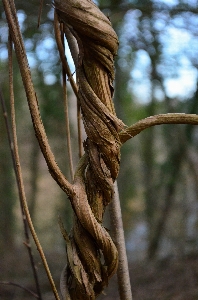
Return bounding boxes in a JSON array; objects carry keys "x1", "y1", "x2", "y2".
[
  {"x1": 101, "y1": 253, "x2": 198, "y2": 300},
  {"x1": 1, "y1": 248, "x2": 198, "y2": 300}
]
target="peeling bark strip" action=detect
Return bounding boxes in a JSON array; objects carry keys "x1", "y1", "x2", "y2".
[{"x1": 55, "y1": 0, "x2": 125, "y2": 298}]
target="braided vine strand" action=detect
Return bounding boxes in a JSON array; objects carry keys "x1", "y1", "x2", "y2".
[{"x1": 55, "y1": 0, "x2": 125, "y2": 298}]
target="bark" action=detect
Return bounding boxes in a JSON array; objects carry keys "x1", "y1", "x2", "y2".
[
  {"x1": 110, "y1": 182, "x2": 132, "y2": 300},
  {"x1": 55, "y1": 1, "x2": 126, "y2": 297}
]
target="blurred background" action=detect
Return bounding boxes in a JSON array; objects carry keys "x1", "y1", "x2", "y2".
[{"x1": 1, "y1": 0, "x2": 198, "y2": 299}]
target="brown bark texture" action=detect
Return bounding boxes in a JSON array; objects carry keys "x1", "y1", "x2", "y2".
[{"x1": 54, "y1": 0, "x2": 125, "y2": 298}]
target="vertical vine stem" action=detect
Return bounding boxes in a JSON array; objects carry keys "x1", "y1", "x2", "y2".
[
  {"x1": 110, "y1": 181, "x2": 133, "y2": 300},
  {"x1": 54, "y1": 13, "x2": 83, "y2": 158},
  {"x1": 6, "y1": 34, "x2": 43, "y2": 300},
  {"x1": 8, "y1": 30, "x2": 60, "y2": 300},
  {"x1": 0, "y1": 88, "x2": 43, "y2": 300},
  {"x1": 62, "y1": 24, "x2": 83, "y2": 157},
  {"x1": 64, "y1": 24, "x2": 83, "y2": 158},
  {"x1": 62, "y1": 66, "x2": 74, "y2": 180},
  {"x1": 54, "y1": 12, "x2": 78, "y2": 98}
]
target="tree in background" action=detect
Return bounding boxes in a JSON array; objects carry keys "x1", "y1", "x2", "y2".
[{"x1": 99, "y1": 0, "x2": 198, "y2": 259}]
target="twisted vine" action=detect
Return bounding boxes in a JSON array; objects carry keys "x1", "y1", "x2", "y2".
[{"x1": 55, "y1": 0, "x2": 125, "y2": 298}]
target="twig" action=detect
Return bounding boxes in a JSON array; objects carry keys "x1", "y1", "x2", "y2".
[
  {"x1": 109, "y1": 182, "x2": 133, "y2": 300},
  {"x1": 120, "y1": 113, "x2": 198, "y2": 144},
  {"x1": 0, "y1": 281, "x2": 39, "y2": 299},
  {"x1": 54, "y1": 12, "x2": 83, "y2": 158},
  {"x1": 7, "y1": 23, "x2": 60, "y2": 300},
  {"x1": 63, "y1": 69, "x2": 74, "y2": 180},
  {"x1": 54, "y1": 12, "x2": 78, "y2": 98},
  {"x1": 5, "y1": 34, "x2": 43, "y2": 300},
  {"x1": 63, "y1": 24, "x2": 78, "y2": 68}
]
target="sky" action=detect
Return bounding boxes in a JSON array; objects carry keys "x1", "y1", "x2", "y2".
[
  {"x1": 120, "y1": 5, "x2": 198, "y2": 103},
  {"x1": 1, "y1": 3, "x2": 198, "y2": 103}
]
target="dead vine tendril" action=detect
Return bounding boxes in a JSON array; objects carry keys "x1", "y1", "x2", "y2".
[{"x1": 55, "y1": 0, "x2": 125, "y2": 298}]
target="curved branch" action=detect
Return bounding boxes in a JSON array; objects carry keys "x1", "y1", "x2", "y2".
[
  {"x1": 7, "y1": 35, "x2": 43, "y2": 300},
  {"x1": 8, "y1": 41, "x2": 60, "y2": 300},
  {"x1": 120, "y1": 113, "x2": 198, "y2": 144},
  {"x1": 62, "y1": 22, "x2": 83, "y2": 157},
  {"x1": 3, "y1": 0, "x2": 73, "y2": 197}
]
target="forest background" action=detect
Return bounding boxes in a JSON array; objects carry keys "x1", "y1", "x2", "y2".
[{"x1": 1, "y1": 0, "x2": 198, "y2": 299}]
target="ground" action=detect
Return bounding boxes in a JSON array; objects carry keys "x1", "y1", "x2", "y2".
[
  {"x1": 101, "y1": 253, "x2": 198, "y2": 300},
  {"x1": 1, "y1": 248, "x2": 198, "y2": 299}
]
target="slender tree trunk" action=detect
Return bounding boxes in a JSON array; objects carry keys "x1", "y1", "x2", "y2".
[{"x1": 110, "y1": 182, "x2": 132, "y2": 300}]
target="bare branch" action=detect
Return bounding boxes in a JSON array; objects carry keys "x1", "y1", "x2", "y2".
[
  {"x1": 2, "y1": 0, "x2": 73, "y2": 198},
  {"x1": 61, "y1": 25, "x2": 74, "y2": 181},
  {"x1": 62, "y1": 69, "x2": 74, "y2": 181},
  {"x1": 54, "y1": 12, "x2": 78, "y2": 98},
  {"x1": 63, "y1": 24, "x2": 79, "y2": 68},
  {"x1": 1, "y1": 88, "x2": 43, "y2": 299},
  {"x1": 7, "y1": 23, "x2": 60, "y2": 300},
  {"x1": 77, "y1": 100, "x2": 83, "y2": 158},
  {"x1": 6, "y1": 34, "x2": 43, "y2": 300},
  {"x1": 54, "y1": 12, "x2": 83, "y2": 158},
  {"x1": 120, "y1": 113, "x2": 198, "y2": 144},
  {"x1": 63, "y1": 24, "x2": 84, "y2": 158}
]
